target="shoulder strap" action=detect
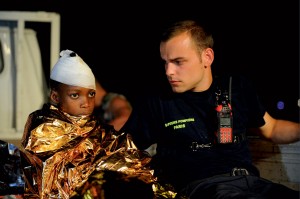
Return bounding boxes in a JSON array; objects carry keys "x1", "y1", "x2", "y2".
[
  {"x1": 229, "y1": 76, "x2": 232, "y2": 104},
  {"x1": 214, "y1": 75, "x2": 232, "y2": 106}
]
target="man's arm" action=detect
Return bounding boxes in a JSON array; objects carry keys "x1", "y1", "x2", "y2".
[
  {"x1": 109, "y1": 96, "x2": 132, "y2": 131},
  {"x1": 254, "y1": 112, "x2": 300, "y2": 144}
]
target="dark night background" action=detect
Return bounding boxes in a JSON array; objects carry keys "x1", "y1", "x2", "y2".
[{"x1": 1, "y1": 0, "x2": 299, "y2": 122}]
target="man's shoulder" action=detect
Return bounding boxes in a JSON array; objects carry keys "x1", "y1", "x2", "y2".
[
  {"x1": 214, "y1": 73, "x2": 252, "y2": 88},
  {"x1": 214, "y1": 73, "x2": 248, "y2": 81}
]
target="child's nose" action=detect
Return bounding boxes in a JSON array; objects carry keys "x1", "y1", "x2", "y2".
[{"x1": 80, "y1": 97, "x2": 90, "y2": 108}]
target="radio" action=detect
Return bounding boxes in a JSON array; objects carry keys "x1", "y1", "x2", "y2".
[{"x1": 215, "y1": 89, "x2": 233, "y2": 144}]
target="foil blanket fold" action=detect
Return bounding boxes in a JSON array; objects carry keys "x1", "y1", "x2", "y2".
[{"x1": 20, "y1": 104, "x2": 177, "y2": 199}]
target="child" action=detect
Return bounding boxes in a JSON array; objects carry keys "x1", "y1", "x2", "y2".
[{"x1": 19, "y1": 50, "x2": 156, "y2": 199}]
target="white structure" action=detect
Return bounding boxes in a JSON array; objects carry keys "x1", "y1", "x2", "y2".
[
  {"x1": 0, "y1": 11, "x2": 60, "y2": 141},
  {"x1": 249, "y1": 138, "x2": 300, "y2": 191}
]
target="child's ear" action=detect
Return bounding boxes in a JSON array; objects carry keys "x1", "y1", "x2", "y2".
[{"x1": 50, "y1": 90, "x2": 60, "y2": 104}]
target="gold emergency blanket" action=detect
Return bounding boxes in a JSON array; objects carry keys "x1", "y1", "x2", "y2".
[{"x1": 20, "y1": 104, "x2": 166, "y2": 199}]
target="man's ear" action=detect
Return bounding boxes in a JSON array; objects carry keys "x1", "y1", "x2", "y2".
[
  {"x1": 203, "y1": 48, "x2": 214, "y2": 66},
  {"x1": 50, "y1": 90, "x2": 60, "y2": 104}
]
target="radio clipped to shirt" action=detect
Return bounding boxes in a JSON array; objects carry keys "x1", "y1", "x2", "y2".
[{"x1": 215, "y1": 89, "x2": 233, "y2": 144}]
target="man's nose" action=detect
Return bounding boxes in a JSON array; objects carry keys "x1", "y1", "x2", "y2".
[{"x1": 165, "y1": 63, "x2": 174, "y2": 76}]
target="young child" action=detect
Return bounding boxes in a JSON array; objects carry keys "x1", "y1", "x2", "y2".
[{"x1": 19, "y1": 50, "x2": 156, "y2": 199}]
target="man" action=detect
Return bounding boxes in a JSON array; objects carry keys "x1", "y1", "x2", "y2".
[
  {"x1": 93, "y1": 79, "x2": 132, "y2": 131},
  {"x1": 121, "y1": 20, "x2": 300, "y2": 198}
]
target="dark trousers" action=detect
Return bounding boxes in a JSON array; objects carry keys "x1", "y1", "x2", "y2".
[{"x1": 179, "y1": 175, "x2": 299, "y2": 199}]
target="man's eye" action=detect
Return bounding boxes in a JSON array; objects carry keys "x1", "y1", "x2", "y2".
[
  {"x1": 70, "y1": 93, "x2": 79, "y2": 99},
  {"x1": 174, "y1": 60, "x2": 182, "y2": 65},
  {"x1": 89, "y1": 91, "x2": 96, "y2": 97}
]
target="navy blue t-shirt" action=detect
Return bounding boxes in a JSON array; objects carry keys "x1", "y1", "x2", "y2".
[{"x1": 122, "y1": 74, "x2": 266, "y2": 190}]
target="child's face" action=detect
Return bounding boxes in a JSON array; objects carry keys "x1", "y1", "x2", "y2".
[{"x1": 52, "y1": 84, "x2": 96, "y2": 116}]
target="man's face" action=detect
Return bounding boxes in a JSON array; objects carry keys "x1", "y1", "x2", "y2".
[
  {"x1": 53, "y1": 84, "x2": 96, "y2": 116},
  {"x1": 160, "y1": 32, "x2": 213, "y2": 93}
]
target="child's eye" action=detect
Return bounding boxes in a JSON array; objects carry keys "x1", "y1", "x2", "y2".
[
  {"x1": 70, "y1": 93, "x2": 79, "y2": 99},
  {"x1": 89, "y1": 91, "x2": 96, "y2": 98}
]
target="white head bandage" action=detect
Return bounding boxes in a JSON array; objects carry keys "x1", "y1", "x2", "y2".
[{"x1": 50, "y1": 49, "x2": 96, "y2": 90}]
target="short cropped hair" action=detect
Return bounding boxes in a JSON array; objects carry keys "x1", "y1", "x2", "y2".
[{"x1": 160, "y1": 20, "x2": 214, "y2": 54}]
